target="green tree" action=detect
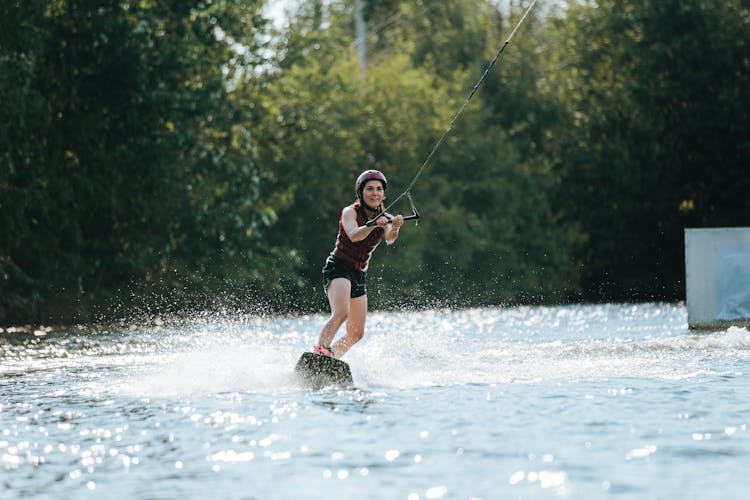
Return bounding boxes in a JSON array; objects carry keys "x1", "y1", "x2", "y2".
[
  {"x1": 256, "y1": 0, "x2": 582, "y2": 309},
  {"x1": 0, "y1": 0, "x2": 51, "y2": 319},
  {"x1": 0, "y1": 1, "x2": 275, "y2": 323},
  {"x1": 546, "y1": 0, "x2": 750, "y2": 300}
]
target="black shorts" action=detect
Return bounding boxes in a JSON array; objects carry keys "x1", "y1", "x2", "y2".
[{"x1": 322, "y1": 256, "x2": 367, "y2": 298}]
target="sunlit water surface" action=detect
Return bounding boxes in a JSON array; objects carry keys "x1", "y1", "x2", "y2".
[{"x1": 2, "y1": 303, "x2": 749, "y2": 499}]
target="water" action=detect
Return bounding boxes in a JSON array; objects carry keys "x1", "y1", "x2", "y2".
[{"x1": 2, "y1": 303, "x2": 749, "y2": 499}]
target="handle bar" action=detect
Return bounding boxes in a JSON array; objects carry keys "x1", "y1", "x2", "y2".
[{"x1": 365, "y1": 208, "x2": 420, "y2": 227}]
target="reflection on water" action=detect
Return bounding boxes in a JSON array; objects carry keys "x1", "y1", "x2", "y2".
[{"x1": 2, "y1": 303, "x2": 750, "y2": 498}]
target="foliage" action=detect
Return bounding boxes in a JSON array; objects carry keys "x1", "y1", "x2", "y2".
[
  {"x1": 0, "y1": 0, "x2": 273, "y2": 322},
  {"x1": 544, "y1": 0, "x2": 750, "y2": 299},
  {"x1": 1, "y1": 0, "x2": 748, "y2": 324}
]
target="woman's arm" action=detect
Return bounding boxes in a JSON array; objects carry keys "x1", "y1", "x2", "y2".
[{"x1": 384, "y1": 214, "x2": 404, "y2": 245}]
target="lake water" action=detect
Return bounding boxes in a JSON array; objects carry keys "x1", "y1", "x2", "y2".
[{"x1": 2, "y1": 303, "x2": 749, "y2": 499}]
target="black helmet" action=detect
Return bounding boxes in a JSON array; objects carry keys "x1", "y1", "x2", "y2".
[{"x1": 355, "y1": 170, "x2": 387, "y2": 202}]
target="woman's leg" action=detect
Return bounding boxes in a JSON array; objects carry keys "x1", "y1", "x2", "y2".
[
  {"x1": 331, "y1": 294, "x2": 367, "y2": 357},
  {"x1": 318, "y1": 278, "x2": 352, "y2": 349}
]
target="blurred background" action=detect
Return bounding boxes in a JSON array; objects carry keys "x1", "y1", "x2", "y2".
[{"x1": 1, "y1": 0, "x2": 748, "y2": 324}]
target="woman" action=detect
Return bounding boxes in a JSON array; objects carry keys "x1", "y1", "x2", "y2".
[{"x1": 313, "y1": 170, "x2": 404, "y2": 358}]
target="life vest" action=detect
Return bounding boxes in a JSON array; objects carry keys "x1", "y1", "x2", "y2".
[{"x1": 331, "y1": 203, "x2": 384, "y2": 271}]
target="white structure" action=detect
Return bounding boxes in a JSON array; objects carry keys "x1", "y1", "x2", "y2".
[{"x1": 685, "y1": 228, "x2": 750, "y2": 329}]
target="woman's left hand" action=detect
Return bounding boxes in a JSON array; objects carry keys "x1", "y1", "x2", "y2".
[
  {"x1": 375, "y1": 216, "x2": 390, "y2": 229},
  {"x1": 391, "y1": 215, "x2": 404, "y2": 229}
]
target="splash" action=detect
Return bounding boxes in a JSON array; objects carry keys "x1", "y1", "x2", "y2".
[{"x1": 109, "y1": 306, "x2": 748, "y2": 394}]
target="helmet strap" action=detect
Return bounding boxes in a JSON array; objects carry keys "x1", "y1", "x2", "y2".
[{"x1": 358, "y1": 194, "x2": 382, "y2": 214}]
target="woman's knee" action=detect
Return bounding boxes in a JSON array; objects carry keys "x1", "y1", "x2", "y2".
[
  {"x1": 347, "y1": 328, "x2": 365, "y2": 343},
  {"x1": 329, "y1": 309, "x2": 349, "y2": 326}
]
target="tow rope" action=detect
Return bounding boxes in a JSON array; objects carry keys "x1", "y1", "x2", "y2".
[{"x1": 367, "y1": 0, "x2": 539, "y2": 226}]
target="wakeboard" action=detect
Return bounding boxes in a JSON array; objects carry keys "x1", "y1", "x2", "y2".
[{"x1": 295, "y1": 352, "x2": 353, "y2": 389}]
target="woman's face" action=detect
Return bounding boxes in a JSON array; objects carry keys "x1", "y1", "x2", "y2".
[{"x1": 361, "y1": 180, "x2": 385, "y2": 209}]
